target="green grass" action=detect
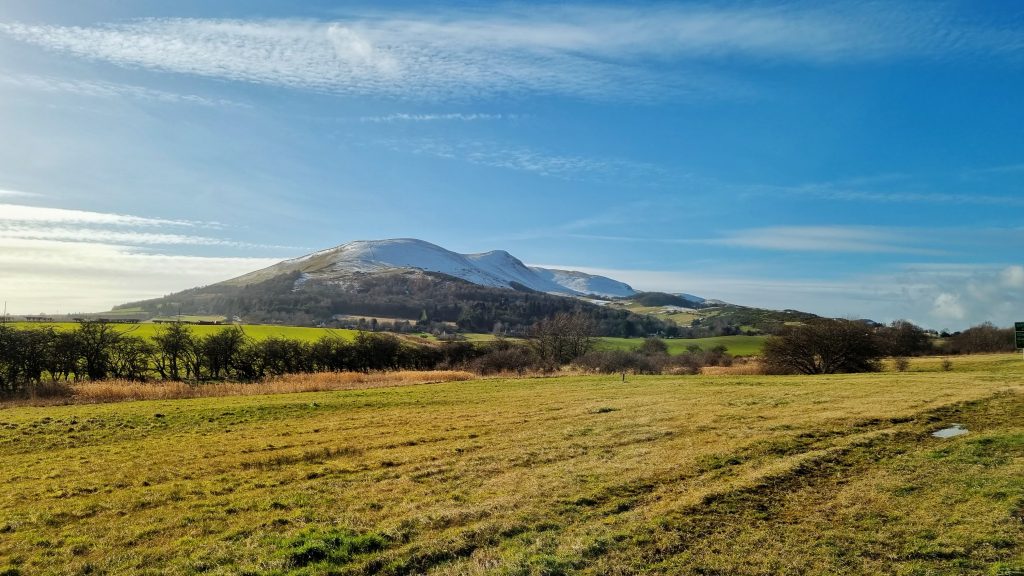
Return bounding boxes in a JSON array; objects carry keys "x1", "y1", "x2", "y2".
[
  {"x1": 596, "y1": 334, "x2": 767, "y2": 356},
  {"x1": 6, "y1": 323, "x2": 765, "y2": 355},
  {"x1": 1, "y1": 355, "x2": 1022, "y2": 574},
  {"x1": 7, "y1": 322, "x2": 361, "y2": 343},
  {"x1": 149, "y1": 315, "x2": 228, "y2": 323}
]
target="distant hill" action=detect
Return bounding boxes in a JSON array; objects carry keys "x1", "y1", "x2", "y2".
[
  {"x1": 630, "y1": 292, "x2": 707, "y2": 308},
  {"x1": 115, "y1": 269, "x2": 672, "y2": 337},
  {"x1": 114, "y1": 238, "x2": 820, "y2": 337},
  {"x1": 226, "y1": 238, "x2": 636, "y2": 298}
]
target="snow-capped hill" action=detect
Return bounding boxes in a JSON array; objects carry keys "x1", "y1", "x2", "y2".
[
  {"x1": 466, "y1": 250, "x2": 567, "y2": 294},
  {"x1": 530, "y1": 268, "x2": 635, "y2": 298},
  {"x1": 228, "y1": 238, "x2": 637, "y2": 298}
]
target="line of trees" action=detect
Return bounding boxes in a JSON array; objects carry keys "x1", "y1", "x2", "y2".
[
  {"x1": 762, "y1": 318, "x2": 1019, "y2": 375},
  {"x1": 0, "y1": 322, "x2": 455, "y2": 395}
]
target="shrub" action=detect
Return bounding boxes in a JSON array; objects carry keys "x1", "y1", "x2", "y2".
[
  {"x1": 471, "y1": 346, "x2": 536, "y2": 375},
  {"x1": 762, "y1": 319, "x2": 883, "y2": 375},
  {"x1": 574, "y1": 350, "x2": 662, "y2": 375}
]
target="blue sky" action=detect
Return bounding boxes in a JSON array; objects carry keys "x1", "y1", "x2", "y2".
[{"x1": 0, "y1": 0, "x2": 1022, "y2": 329}]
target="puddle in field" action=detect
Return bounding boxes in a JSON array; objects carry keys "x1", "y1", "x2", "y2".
[{"x1": 932, "y1": 424, "x2": 968, "y2": 438}]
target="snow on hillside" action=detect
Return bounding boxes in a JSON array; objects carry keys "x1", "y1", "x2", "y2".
[
  {"x1": 530, "y1": 268, "x2": 635, "y2": 298},
  {"x1": 465, "y1": 250, "x2": 568, "y2": 294},
  {"x1": 229, "y1": 238, "x2": 638, "y2": 298}
]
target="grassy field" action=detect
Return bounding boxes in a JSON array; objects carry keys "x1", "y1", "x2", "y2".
[
  {"x1": 7, "y1": 322, "x2": 364, "y2": 343},
  {"x1": 1, "y1": 355, "x2": 1021, "y2": 575},
  {"x1": 613, "y1": 305, "x2": 701, "y2": 325},
  {"x1": 596, "y1": 334, "x2": 767, "y2": 356},
  {"x1": 7, "y1": 322, "x2": 766, "y2": 355}
]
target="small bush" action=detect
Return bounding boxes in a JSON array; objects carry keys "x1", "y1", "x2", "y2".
[
  {"x1": 574, "y1": 350, "x2": 662, "y2": 375},
  {"x1": 471, "y1": 346, "x2": 537, "y2": 375},
  {"x1": 893, "y1": 357, "x2": 910, "y2": 372},
  {"x1": 941, "y1": 358, "x2": 953, "y2": 372}
]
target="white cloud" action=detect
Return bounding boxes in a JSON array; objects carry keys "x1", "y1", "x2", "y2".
[
  {"x1": 739, "y1": 179, "x2": 1024, "y2": 207},
  {"x1": 358, "y1": 112, "x2": 512, "y2": 123},
  {"x1": 932, "y1": 293, "x2": 966, "y2": 321},
  {"x1": 0, "y1": 203, "x2": 215, "y2": 228},
  {"x1": 0, "y1": 74, "x2": 245, "y2": 107},
  {"x1": 0, "y1": 189, "x2": 39, "y2": 198},
  {"x1": 1002, "y1": 265, "x2": 1024, "y2": 288},
  {"x1": 0, "y1": 224, "x2": 289, "y2": 249},
  {"x1": 2, "y1": 4, "x2": 1015, "y2": 101},
  {"x1": 381, "y1": 138, "x2": 664, "y2": 183},
  {"x1": 0, "y1": 238, "x2": 278, "y2": 313},
  {"x1": 0, "y1": 202, "x2": 289, "y2": 313},
  {"x1": 708, "y1": 226, "x2": 940, "y2": 254}
]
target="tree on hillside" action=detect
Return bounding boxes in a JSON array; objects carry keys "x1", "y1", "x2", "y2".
[{"x1": 762, "y1": 319, "x2": 883, "y2": 374}]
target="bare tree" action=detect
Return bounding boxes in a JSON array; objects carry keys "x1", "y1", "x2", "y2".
[
  {"x1": 762, "y1": 319, "x2": 883, "y2": 374},
  {"x1": 529, "y1": 312, "x2": 596, "y2": 368}
]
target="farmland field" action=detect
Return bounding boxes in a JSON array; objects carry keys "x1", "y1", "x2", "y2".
[
  {"x1": 596, "y1": 334, "x2": 767, "y2": 356},
  {"x1": 1, "y1": 355, "x2": 1021, "y2": 575},
  {"x1": 6, "y1": 322, "x2": 767, "y2": 354},
  {"x1": 8, "y1": 322, "x2": 363, "y2": 343}
]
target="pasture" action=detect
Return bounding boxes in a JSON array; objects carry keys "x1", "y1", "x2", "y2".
[
  {"x1": 7, "y1": 322, "x2": 767, "y2": 355},
  {"x1": 0, "y1": 354, "x2": 1021, "y2": 574},
  {"x1": 596, "y1": 334, "x2": 767, "y2": 356},
  {"x1": 8, "y1": 322, "x2": 362, "y2": 343}
]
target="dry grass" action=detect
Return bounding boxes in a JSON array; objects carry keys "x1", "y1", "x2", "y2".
[
  {"x1": 701, "y1": 358, "x2": 764, "y2": 375},
  {"x1": 0, "y1": 355, "x2": 1021, "y2": 574},
  {"x1": 5, "y1": 370, "x2": 476, "y2": 407}
]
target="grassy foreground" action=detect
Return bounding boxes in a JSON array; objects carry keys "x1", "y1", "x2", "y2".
[{"x1": 1, "y1": 356, "x2": 1022, "y2": 575}]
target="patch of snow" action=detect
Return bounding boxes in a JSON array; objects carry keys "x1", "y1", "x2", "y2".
[{"x1": 530, "y1": 267, "x2": 636, "y2": 298}]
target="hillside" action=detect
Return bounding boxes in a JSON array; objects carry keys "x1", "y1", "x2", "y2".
[
  {"x1": 226, "y1": 239, "x2": 636, "y2": 298},
  {"x1": 115, "y1": 269, "x2": 674, "y2": 337},
  {"x1": 609, "y1": 297, "x2": 821, "y2": 334},
  {"x1": 112, "y1": 238, "x2": 827, "y2": 338}
]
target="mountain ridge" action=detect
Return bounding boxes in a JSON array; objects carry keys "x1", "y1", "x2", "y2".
[{"x1": 226, "y1": 238, "x2": 640, "y2": 299}]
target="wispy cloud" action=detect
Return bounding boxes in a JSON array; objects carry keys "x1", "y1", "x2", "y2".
[
  {"x1": 0, "y1": 238, "x2": 280, "y2": 313},
  {"x1": 380, "y1": 138, "x2": 665, "y2": 184},
  {"x1": 505, "y1": 226, "x2": 938, "y2": 254},
  {"x1": 0, "y1": 74, "x2": 246, "y2": 107},
  {"x1": 0, "y1": 203, "x2": 217, "y2": 228},
  {"x1": 0, "y1": 224, "x2": 291, "y2": 249},
  {"x1": 358, "y1": 112, "x2": 514, "y2": 123},
  {"x1": 0, "y1": 202, "x2": 292, "y2": 312},
  {"x1": 736, "y1": 177, "x2": 1024, "y2": 207},
  {"x1": 0, "y1": 188, "x2": 39, "y2": 198},
  {"x1": 3, "y1": 3, "x2": 1015, "y2": 101},
  {"x1": 708, "y1": 226, "x2": 942, "y2": 254}
]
